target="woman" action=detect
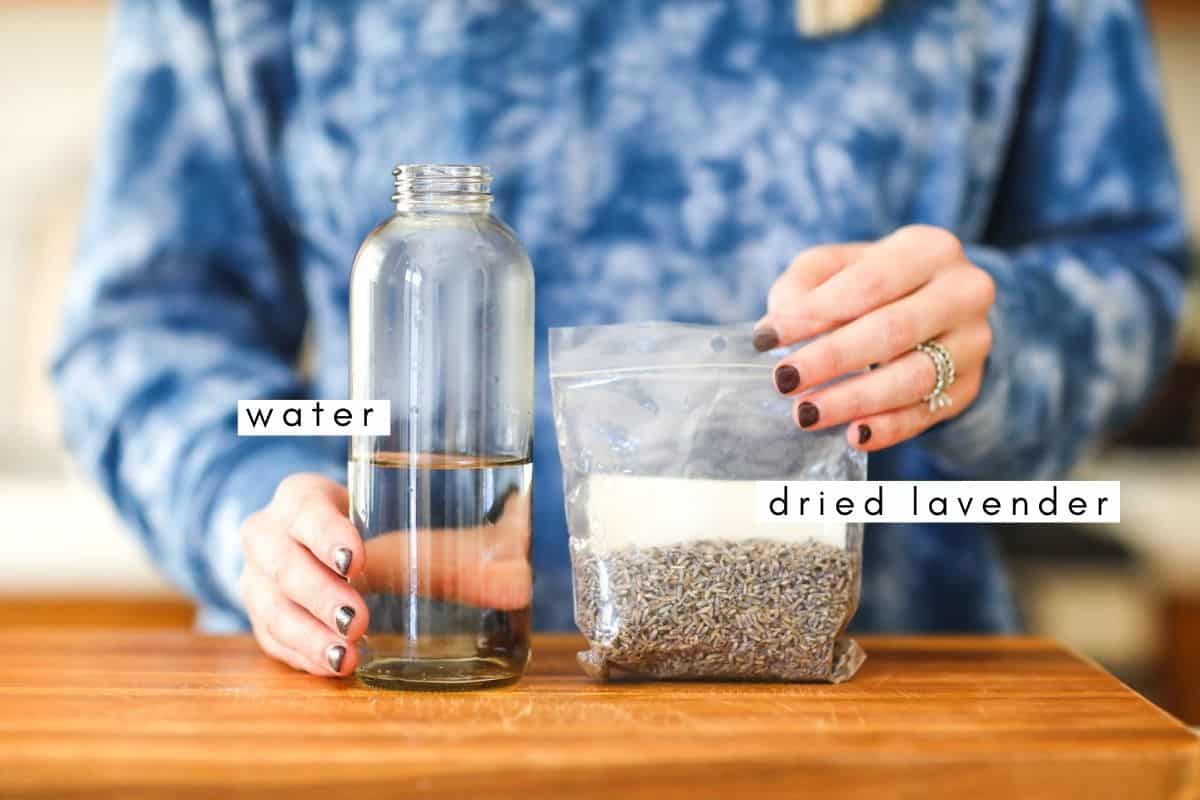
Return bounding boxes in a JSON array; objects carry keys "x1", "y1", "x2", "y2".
[{"x1": 55, "y1": 0, "x2": 1189, "y2": 676}]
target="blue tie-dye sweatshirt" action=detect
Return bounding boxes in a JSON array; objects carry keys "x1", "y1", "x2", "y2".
[{"x1": 54, "y1": 0, "x2": 1190, "y2": 633}]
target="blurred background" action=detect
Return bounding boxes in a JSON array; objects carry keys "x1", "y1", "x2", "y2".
[{"x1": 1, "y1": 0, "x2": 1197, "y2": 721}]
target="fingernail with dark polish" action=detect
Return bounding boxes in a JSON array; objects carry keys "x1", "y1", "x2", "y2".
[
  {"x1": 858, "y1": 423, "x2": 872, "y2": 445},
  {"x1": 334, "y1": 606, "x2": 355, "y2": 637},
  {"x1": 797, "y1": 402, "x2": 820, "y2": 428},
  {"x1": 327, "y1": 644, "x2": 346, "y2": 673},
  {"x1": 774, "y1": 364, "x2": 801, "y2": 394},
  {"x1": 333, "y1": 547, "x2": 352, "y2": 577},
  {"x1": 484, "y1": 485, "x2": 518, "y2": 524},
  {"x1": 752, "y1": 326, "x2": 780, "y2": 352}
]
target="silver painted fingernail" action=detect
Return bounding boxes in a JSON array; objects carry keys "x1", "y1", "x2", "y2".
[
  {"x1": 483, "y1": 485, "x2": 518, "y2": 524},
  {"x1": 333, "y1": 547, "x2": 352, "y2": 577},
  {"x1": 334, "y1": 606, "x2": 355, "y2": 637},
  {"x1": 327, "y1": 644, "x2": 346, "y2": 673}
]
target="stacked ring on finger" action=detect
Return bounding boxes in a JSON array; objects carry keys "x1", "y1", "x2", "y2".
[{"x1": 915, "y1": 340, "x2": 956, "y2": 412}]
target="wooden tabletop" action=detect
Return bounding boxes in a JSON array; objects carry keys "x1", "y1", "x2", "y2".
[{"x1": 0, "y1": 632, "x2": 1196, "y2": 800}]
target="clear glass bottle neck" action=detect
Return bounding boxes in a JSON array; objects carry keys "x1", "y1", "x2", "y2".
[{"x1": 392, "y1": 164, "x2": 493, "y2": 213}]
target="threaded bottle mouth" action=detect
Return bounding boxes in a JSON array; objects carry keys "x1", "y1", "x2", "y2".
[{"x1": 392, "y1": 163, "x2": 492, "y2": 210}]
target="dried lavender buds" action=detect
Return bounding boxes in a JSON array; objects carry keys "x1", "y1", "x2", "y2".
[{"x1": 571, "y1": 537, "x2": 862, "y2": 681}]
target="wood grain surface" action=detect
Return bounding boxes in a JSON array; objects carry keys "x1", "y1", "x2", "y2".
[
  {"x1": 0, "y1": 632, "x2": 1195, "y2": 800},
  {"x1": 0, "y1": 595, "x2": 194, "y2": 629}
]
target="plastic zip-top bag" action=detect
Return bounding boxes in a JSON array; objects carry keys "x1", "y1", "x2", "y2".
[{"x1": 550, "y1": 322, "x2": 868, "y2": 682}]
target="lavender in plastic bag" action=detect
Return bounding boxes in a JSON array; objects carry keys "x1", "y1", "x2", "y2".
[{"x1": 550, "y1": 322, "x2": 868, "y2": 682}]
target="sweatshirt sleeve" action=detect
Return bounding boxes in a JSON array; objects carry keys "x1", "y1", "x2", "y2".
[
  {"x1": 52, "y1": 0, "x2": 343, "y2": 626},
  {"x1": 918, "y1": 0, "x2": 1193, "y2": 479}
]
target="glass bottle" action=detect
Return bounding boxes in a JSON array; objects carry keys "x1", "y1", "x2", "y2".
[{"x1": 348, "y1": 164, "x2": 534, "y2": 689}]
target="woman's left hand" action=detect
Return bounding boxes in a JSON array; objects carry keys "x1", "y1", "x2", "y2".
[{"x1": 754, "y1": 225, "x2": 996, "y2": 451}]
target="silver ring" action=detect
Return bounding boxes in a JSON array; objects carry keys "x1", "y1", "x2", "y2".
[{"x1": 916, "y1": 340, "x2": 956, "y2": 412}]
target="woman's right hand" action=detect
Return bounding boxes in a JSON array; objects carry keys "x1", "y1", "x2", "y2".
[
  {"x1": 239, "y1": 473, "x2": 532, "y2": 677},
  {"x1": 239, "y1": 474, "x2": 368, "y2": 677}
]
